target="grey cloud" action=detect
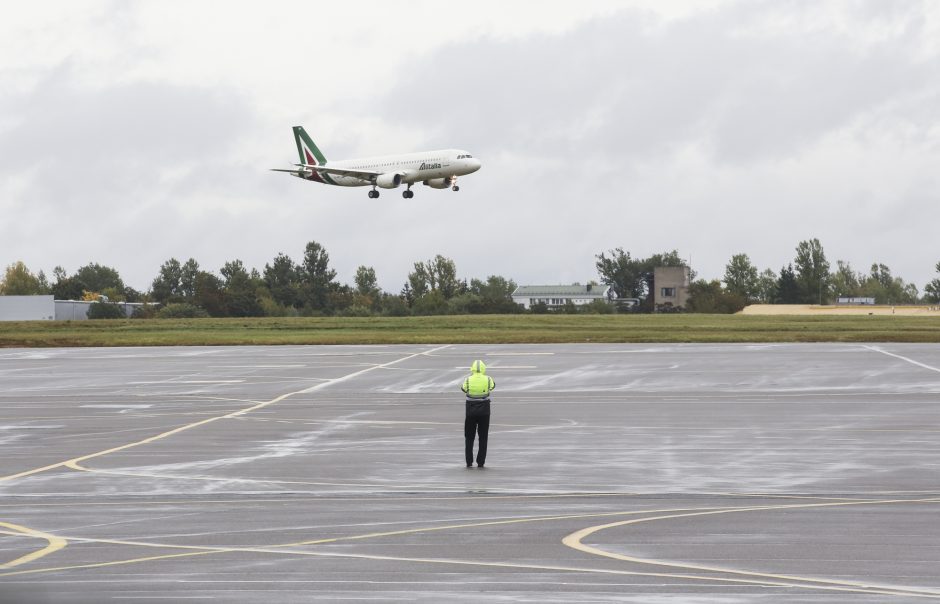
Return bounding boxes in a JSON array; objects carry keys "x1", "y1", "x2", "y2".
[
  {"x1": 376, "y1": 2, "x2": 939, "y2": 165},
  {"x1": 0, "y1": 65, "x2": 268, "y2": 286}
]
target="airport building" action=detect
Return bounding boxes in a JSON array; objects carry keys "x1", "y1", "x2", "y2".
[
  {"x1": 0, "y1": 295, "x2": 55, "y2": 321},
  {"x1": 653, "y1": 266, "x2": 691, "y2": 309},
  {"x1": 511, "y1": 284, "x2": 611, "y2": 310},
  {"x1": 0, "y1": 295, "x2": 147, "y2": 321}
]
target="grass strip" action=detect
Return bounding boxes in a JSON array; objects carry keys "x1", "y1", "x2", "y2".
[{"x1": 2, "y1": 314, "x2": 940, "y2": 347}]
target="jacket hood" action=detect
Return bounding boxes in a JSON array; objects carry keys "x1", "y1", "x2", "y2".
[{"x1": 470, "y1": 360, "x2": 486, "y2": 375}]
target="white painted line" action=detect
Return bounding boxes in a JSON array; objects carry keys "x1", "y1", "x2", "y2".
[
  {"x1": 207, "y1": 365, "x2": 305, "y2": 369},
  {"x1": 127, "y1": 380, "x2": 244, "y2": 385},
  {"x1": 863, "y1": 345, "x2": 940, "y2": 373},
  {"x1": 80, "y1": 405, "x2": 153, "y2": 409},
  {"x1": 453, "y1": 366, "x2": 537, "y2": 370}
]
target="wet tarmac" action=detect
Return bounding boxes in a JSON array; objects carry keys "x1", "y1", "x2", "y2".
[{"x1": 1, "y1": 343, "x2": 939, "y2": 602}]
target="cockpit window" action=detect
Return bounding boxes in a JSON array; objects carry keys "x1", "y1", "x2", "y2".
[{"x1": 457, "y1": 154, "x2": 473, "y2": 159}]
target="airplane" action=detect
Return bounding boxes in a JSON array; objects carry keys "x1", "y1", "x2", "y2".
[{"x1": 272, "y1": 126, "x2": 482, "y2": 198}]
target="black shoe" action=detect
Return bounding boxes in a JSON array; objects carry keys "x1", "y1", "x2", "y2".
[
  {"x1": 466, "y1": 464, "x2": 472, "y2": 468},
  {"x1": 477, "y1": 464, "x2": 484, "y2": 468}
]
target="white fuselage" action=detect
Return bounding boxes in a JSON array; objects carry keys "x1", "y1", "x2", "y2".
[{"x1": 323, "y1": 150, "x2": 481, "y2": 187}]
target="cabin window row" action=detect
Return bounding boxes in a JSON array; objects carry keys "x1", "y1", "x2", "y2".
[{"x1": 353, "y1": 158, "x2": 443, "y2": 169}]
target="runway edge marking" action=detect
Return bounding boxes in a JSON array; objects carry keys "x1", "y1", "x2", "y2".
[{"x1": 863, "y1": 345, "x2": 940, "y2": 374}]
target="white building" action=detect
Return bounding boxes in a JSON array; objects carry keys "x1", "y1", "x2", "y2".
[
  {"x1": 511, "y1": 284, "x2": 611, "y2": 310},
  {"x1": 0, "y1": 295, "x2": 149, "y2": 321},
  {"x1": 837, "y1": 297, "x2": 876, "y2": 305},
  {"x1": 0, "y1": 295, "x2": 55, "y2": 320}
]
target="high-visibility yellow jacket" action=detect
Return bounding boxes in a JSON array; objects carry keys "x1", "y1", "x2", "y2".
[{"x1": 461, "y1": 359, "x2": 495, "y2": 401}]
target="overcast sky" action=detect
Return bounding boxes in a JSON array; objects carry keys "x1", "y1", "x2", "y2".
[{"x1": 2, "y1": 0, "x2": 938, "y2": 293}]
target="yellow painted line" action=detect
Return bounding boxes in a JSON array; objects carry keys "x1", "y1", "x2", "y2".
[
  {"x1": 0, "y1": 521, "x2": 68, "y2": 569},
  {"x1": 563, "y1": 497, "x2": 940, "y2": 597},
  {"x1": 0, "y1": 549, "x2": 217, "y2": 577},
  {"x1": 0, "y1": 507, "x2": 698, "y2": 578},
  {"x1": 4, "y1": 520, "x2": 938, "y2": 598},
  {"x1": 0, "y1": 345, "x2": 451, "y2": 484},
  {"x1": 5, "y1": 499, "x2": 940, "y2": 598}
]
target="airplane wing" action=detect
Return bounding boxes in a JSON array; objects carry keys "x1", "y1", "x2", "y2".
[
  {"x1": 302, "y1": 164, "x2": 383, "y2": 179},
  {"x1": 270, "y1": 164, "x2": 384, "y2": 181}
]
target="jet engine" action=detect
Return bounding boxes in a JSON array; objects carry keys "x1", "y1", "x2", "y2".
[
  {"x1": 423, "y1": 177, "x2": 453, "y2": 189},
  {"x1": 375, "y1": 172, "x2": 404, "y2": 189}
]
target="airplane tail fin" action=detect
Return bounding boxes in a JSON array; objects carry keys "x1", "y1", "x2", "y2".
[{"x1": 293, "y1": 126, "x2": 328, "y2": 166}]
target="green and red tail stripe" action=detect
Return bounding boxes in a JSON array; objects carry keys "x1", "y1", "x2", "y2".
[{"x1": 292, "y1": 126, "x2": 335, "y2": 184}]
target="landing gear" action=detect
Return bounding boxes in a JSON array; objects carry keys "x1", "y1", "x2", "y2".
[
  {"x1": 368, "y1": 189, "x2": 380, "y2": 199},
  {"x1": 403, "y1": 185, "x2": 414, "y2": 199},
  {"x1": 452, "y1": 185, "x2": 460, "y2": 192}
]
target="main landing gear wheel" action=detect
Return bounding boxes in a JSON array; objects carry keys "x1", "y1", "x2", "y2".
[
  {"x1": 368, "y1": 189, "x2": 380, "y2": 199},
  {"x1": 403, "y1": 189, "x2": 414, "y2": 199}
]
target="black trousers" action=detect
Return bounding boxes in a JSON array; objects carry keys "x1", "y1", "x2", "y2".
[{"x1": 465, "y1": 410, "x2": 490, "y2": 466}]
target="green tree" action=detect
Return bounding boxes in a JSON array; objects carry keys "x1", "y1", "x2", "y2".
[
  {"x1": 264, "y1": 253, "x2": 301, "y2": 309},
  {"x1": 830, "y1": 260, "x2": 861, "y2": 299},
  {"x1": 156, "y1": 303, "x2": 210, "y2": 319},
  {"x1": 723, "y1": 253, "x2": 759, "y2": 301},
  {"x1": 193, "y1": 271, "x2": 227, "y2": 317},
  {"x1": 407, "y1": 262, "x2": 431, "y2": 299},
  {"x1": 860, "y1": 263, "x2": 918, "y2": 304},
  {"x1": 221, "y1": 260, "x2": 263, "y2": 317},
  {"x1": 87, "y1": 300, "x2": 126, "y2": 319},
  {"x1": 354, "y1": 265, "x2": 379, "y2": 297},
  {"x1": 468, "y1": 275, "x2": 521, "y2": 313},
  {"x1": 407, "y1": 255, "x2": 460, "y2": 305},
  {"x1": 411, "y1": 290, "x2": 448, "y2": 315},
  {"x1": 431, "y1": 255, "x2": 459, "y2": 299},
  {"x1": 180, "y1": 259, "x2": 200, "y2": 301},
  {"x1": 0, "y1": 261, "x2": 45, "y2": 295},
  {"x1": 756, "y1": 268, "x2": 777, "y2": 303},
  {"x1": 52, "y1": 275, "x2": 87, "y2": 300},
  {"x1": 74, "y1": 263, "x2": 124, "y2": 294},
  {"x1": 151, "y1": 258, "x2": 183, "y2": 304},
  {"x1": 350, "y1": 265, "x2": 381, "y2": 312},
  {"x1": 793, "y1": 238, "x2": 831, "y2": 304},
  {"x1": 584, "y1": 298, "x2": 615, "y2": 314},
  {"x1": 686, "y1": 280, "x2": 747, "y2": 313},
  {"x1": 774, "y1": 264, "x2": 801, "y2": 303},
  {"x1": 379, "y1": 293, "x2": 411, "y2": 316},
  {"x1": 595, "y1": 248, "x2": 644, "y2": 299},
  {"x1": 298, "y1": 241, "x2": 338, "y2": 312},
  {"x1": 595, "y1": 248, "x2": 686, "y2": 303},
  {"x1": 925, "y1": 262, "x2": 940, "y2": 304}
]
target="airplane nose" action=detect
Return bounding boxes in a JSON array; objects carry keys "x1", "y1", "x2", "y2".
[{"x1": 469, "y1": 158, "x2": 481, "y2": 172}]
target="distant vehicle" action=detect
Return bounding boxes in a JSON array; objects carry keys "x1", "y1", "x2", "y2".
[{"x1": 271, "y1": 126, "x2": 482, "y2": 199}]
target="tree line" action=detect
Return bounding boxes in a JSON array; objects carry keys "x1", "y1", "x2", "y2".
[
  {"x1": 0, "y1": 241, "x2": 522, "y2": 318},
  {"x1": 2, "y1": 237, "x2": 939, "y2": 317},
  {"x1": 596, "y1": 238, "x2": 940, "y2": 312}
]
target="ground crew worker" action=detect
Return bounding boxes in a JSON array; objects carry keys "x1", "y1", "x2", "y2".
[{"x1": 461, "y1": 360, "x2": 495, "y2": 468}]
